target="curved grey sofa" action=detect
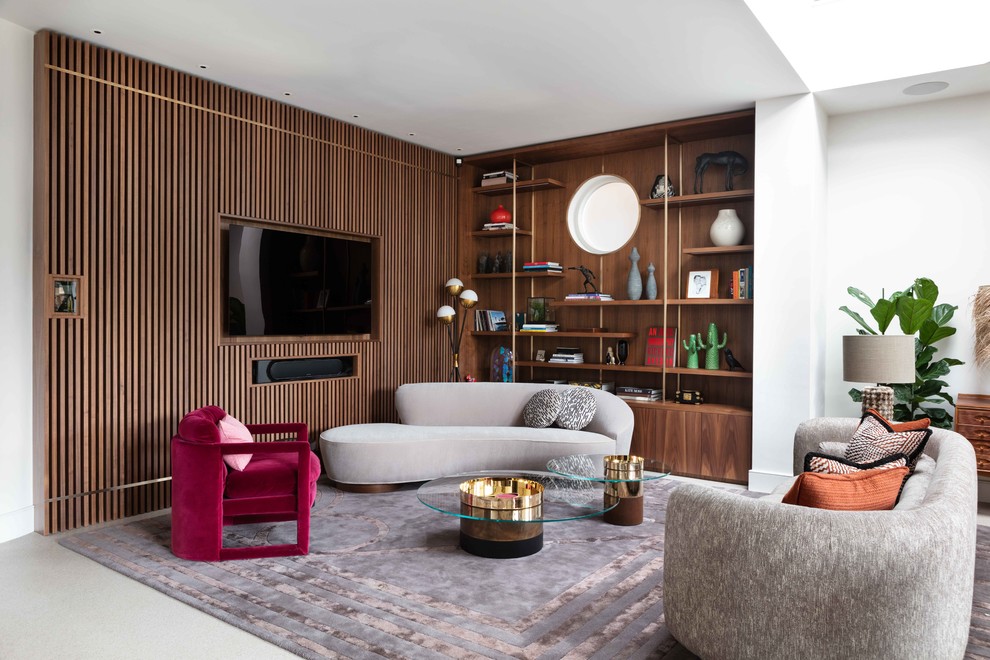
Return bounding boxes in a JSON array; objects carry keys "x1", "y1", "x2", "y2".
[
  {"x1": 320, "y1": 382, "x2": 634, "y2": 489},
  {"x1": 663, "y1": 418, "x2": 977, "y2": 659}
]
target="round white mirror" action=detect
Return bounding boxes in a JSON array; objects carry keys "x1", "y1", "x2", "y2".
[{"x1": 566, "y1": 175, "x2": 641, "y2": 254}]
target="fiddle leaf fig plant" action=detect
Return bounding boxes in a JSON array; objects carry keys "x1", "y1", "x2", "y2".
[{"x1": 840, "y1": 277, "x2": 963, "y2": 428}]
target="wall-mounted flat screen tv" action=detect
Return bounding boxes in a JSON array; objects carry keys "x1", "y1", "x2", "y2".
[{"x1": 222, "y1": 220, "x2": 375, "y2": 339}]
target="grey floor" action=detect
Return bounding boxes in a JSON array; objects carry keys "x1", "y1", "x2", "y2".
[{"x1": 3, "y1": 485, "x2": 988, "y2": 660}]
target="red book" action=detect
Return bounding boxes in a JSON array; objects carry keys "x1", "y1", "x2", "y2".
[{"x1": 645, "y1": 326, "x2": 677, "y2": 367}]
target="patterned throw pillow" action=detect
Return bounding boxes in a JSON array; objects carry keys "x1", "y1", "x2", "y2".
[
  {"x1": 781, "y1": 467, "x2": 911, "y2": 511},
  {"x1": 844, "y1": 410, "x2": 932, "y2": 467},
  {"x1": 556, "y1": 388, "x2": 598, "y2": 430},
  {"x1": 523, "y1": 389, "x2": 563, "y2": 428},
  {"x1": 804, "y1": 451, "x2": 909, "y2": 475},
  {"x1": 218, "y1": 414, "x2": 254, "y2": 471},
  {"x1": 863, "y1": 408, "x2": 931, "y2": 432}
]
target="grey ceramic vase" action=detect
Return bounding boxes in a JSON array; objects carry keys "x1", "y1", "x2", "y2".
[
  {"x1": 627, "y1": 247, "x2": 643, "y2": 300},
  {"x1": 645, "y1": 262, "x2": 657, "y2": 300}
]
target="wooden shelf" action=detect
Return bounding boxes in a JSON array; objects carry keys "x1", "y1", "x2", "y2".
[
  {"x1": 471, "y1": 178, "x2": 566, "y2": 196},
  {"x1": 552, "y1": 298, "x2": 753, "y2": 307},
  {"x1": 682, "y1": 245, "x2": 754, "y2": 255},
  {"x1": 622, "y1": 400, "x2": 752, "y2": 416},
  {"x1": 470, "y1": 330, "x2": 636, "y2": 338},
  {"x1": 470, "y1": 228, "x2": 533, "y2": 238},
  {"x1": 472, "y1": 271, "x2": 565, "y2": 280},
  {"x1": 640, "y1": 189, "x2": 754, "y2": 209},
  {"x1": 515, "y1": 361, "x2": 750, "y2": 378}
]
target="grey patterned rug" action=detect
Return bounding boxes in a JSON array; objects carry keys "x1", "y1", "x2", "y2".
[{"x1": 58, "y1": 480, "x2": 990, "y2": 659}]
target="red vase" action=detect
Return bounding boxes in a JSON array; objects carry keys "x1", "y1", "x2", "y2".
[{"x1": 490, "y1": 205, "x2": 512, "y2": 224}]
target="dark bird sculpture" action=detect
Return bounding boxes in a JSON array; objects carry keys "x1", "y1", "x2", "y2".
[{"x1": 724, "y1": 347, "x2": 745, "y2": 372}]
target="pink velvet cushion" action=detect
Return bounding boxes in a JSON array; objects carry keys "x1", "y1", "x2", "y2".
[
  {"x1": 177, "y1": 406, "x2": 227, "y2": 444},
  {"x1": 218, "y1": 414, "x2": 254, "y2": 471},
  {"x1": 224, "y1": 451, "x2": 321, "y2": 505}
]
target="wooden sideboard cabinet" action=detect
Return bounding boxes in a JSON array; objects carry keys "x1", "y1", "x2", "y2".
[{"x1": 955, "y1": 394, "x2": 990, "y2": 475}]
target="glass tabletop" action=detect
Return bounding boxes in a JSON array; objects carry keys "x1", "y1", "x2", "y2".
[
  {"x1": 546, "y1": 454, "x2": 672, "y2": 483},
  {"x1": 417, "y1": 470, "x2": 616, "y2": 523}
]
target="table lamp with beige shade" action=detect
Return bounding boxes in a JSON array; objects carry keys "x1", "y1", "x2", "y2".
[{"x1": 842, "y1": 334, "x2": 916, "y2": 420}]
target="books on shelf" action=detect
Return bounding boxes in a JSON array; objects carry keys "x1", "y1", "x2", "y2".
[
  {"x1": 730, "y1": 266, "x2": 754, "y2": 299},
  {"x1": 565, "y1": 292, "x2": 613, "y2": 301},
  {"x1": 473, "y1": 309, "x2": 508, "y2": 332},
  {"x1": 482, "y1": 222, "x2": 516, "y2": 231},
  {"x1": 480, "y1": 170, "x2": 518, "y2": 187},
  {"x1": 616, "y1": 385, "x2": 661, "y2": 402},
  {"x1": 523, "y1": 261, "x2": 563, "y2": 272},
  {"x1": 569, "y1": 381, "x2": 616, "y2": 393},
  {"x1": 644, "y1": 326, "x2": 677, "y2": 367},
  {"x1": 549, "y1": 347, "x2": 584, "y2": 363},
  {"x1": 521, "y1": 323, "x2": 559, "y2": 332}
]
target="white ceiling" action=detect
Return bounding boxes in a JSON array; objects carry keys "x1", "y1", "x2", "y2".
[{"x1": 1, "y1": 0, "x2": 989, "y2": 155}]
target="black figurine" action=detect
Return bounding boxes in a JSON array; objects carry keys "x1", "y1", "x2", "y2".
[
  {"x1": 477, "y1": 252, "x2": 489, "y2": 274},
  {"x1": 724, "y1": 347, "x2": 745, "y2": 372},
  {"x1": 568, "y1": 265, "x2": 599, "y2": 293},
  {"x1": 694, "y1": 151, "x2": 748, "y2": 194}
]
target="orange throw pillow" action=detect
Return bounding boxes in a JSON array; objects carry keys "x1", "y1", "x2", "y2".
[
  {"x1": 864, "y1": 408, "x2": 930, "y2": 432},
  {"x1": 781, "y1": 467, "x2": 910, "y2": 511}
]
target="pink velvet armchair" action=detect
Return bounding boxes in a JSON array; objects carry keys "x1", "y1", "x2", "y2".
[{"x1": 170, "y1": 406, "x2": 321, "y2": 561}]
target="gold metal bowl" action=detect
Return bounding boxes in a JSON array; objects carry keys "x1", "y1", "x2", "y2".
[
  {"x1": 459, "y1": 477, "x2": 544, "y2": 511},
  {"x1": 603, "y1": 455, "x2": 645, "y2": 480}
]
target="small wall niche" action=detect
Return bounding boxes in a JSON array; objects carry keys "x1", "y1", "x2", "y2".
[{"x1": 252, "y1": 355, "x2": 358, "y2": 385}]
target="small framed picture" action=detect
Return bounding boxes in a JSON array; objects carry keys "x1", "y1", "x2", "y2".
[
  {"x1": 686, "y1": 270, "x2": 718, "y2": 299},
  {"x1": 527, "y1": 297, "x2": 555, "y2": 324},
  {"x1": 535, "y1": 349, "x2": 547, "y2": 362}
]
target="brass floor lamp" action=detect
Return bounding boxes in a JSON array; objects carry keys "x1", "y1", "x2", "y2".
[{"x1": 436, "y1": 277, "x2": 478, "y2": 382}]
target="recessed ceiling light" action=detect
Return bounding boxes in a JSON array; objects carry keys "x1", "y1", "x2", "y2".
[
  {"x1": 284, "y1": 92, "x2": 291, "y2": 97},
  {"x1": 903, "y1": 81, "x2": 949, "y2": 96},
  {"x1": 408, "y1": 133, "x2": 416, "y2": 136},
  {"x1": 456, "y1": 148, "x2": 463, "y2": 152},
  {"x1": 199, "y1": 64, "x2": 208, "y2": 69},
  {"x1": 93, "y1": 29, "x2": 102, "y2": 34},
  {"x1": 352, "y1": 114, "x2": 359, "y2": 118}
]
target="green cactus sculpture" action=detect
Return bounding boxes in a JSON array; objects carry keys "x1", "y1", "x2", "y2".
[
  {"x1": 682, "y1": 333, "x2": 700, "y2": 369},
  {"x1": 698, "y1": 322, "x2": 727, "y2": 370}
]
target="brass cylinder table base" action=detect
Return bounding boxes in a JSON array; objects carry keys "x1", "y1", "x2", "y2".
[
  {"x1": 603, "y1": 493, "x2": 644, "y2": 526},
  {"x1": 459, "y1": 523, "x2": 544, "y2": 558},
  {"x1": 458, "y1": 477, "x2": 544, "y2": 558},
  {"x1": 603, "y1": 455, "x2": 645, "y2": 526}
]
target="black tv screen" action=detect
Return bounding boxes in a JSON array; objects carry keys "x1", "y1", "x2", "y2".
[{"x1": 224, "y1": 221, "x2": 374, "y2": 338}]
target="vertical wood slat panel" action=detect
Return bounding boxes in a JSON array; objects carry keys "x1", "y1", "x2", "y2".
[{"x1": 37, "y1": 31, "x2": 456, "y2": 533}]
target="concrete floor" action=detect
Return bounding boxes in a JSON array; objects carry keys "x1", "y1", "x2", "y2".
[{"x1": 3, "y1": 484, "x2": 988, "y2": 659}]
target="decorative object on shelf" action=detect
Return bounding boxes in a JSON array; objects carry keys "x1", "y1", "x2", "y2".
[
  {"x1": 627, "y1": 247, "x2": 643, "y2": 300},
  {"x1": 436, "y1": 277, "x2": 479, "y2": 382},
  {"x1": 975, "y1": 285, "x2": 990, "y2": 368},
  {"x1": 477, "y1": 252, "x2": 489, "y2": 274},
  {"x1": 490, "y1": 204, "x2": 512, "y2": 224},
  {"x1": 617, "y1": 340, "x2": 629, "y2": 366},
  {"x1": 568, "y1": 265, "x2": 599, "y2": 293},
  {"x1": 567, "y1": 174, "x2": 641, "y2": 254},
  {"x1": 675, "y1": 389, "x2": 704, "y2": 405},
  {"x1": 840, "y1": 276, "x2": 961, "y2": 427},
  {"x1": 709, "y1": 208, "x2": 745, "y2": 247},
  {"x1": 699, "y1": 322, "x2": 727, "y2": 370},
  {"x1": 490, "y1": 345, "x2": 513, "y2": 383},
  {"x1": 527, "y1": 297, "x2": 555, "y2": 324},
  {"x1": 649, "y1": 174, "x2": 676, "y2": 199},
  {"x1": 515, "y1": 312, "x2": 526, "y2": 331},
  {"x1": 505, "y1": 250, "x2": 513, "y2": 273},
  {"x1": 686, "y1": 269, "x2": 718, "y2": 299},
  {"x1": 724, "y1": 347, "x2": 745, "y2": 371},
  {"x1": 605, "y1": 347, "x2": 618, "y2": 365},
  {"x1": 693, "y1": 150, "x2": 748, "y2": 194},
  {"x1": 465, "y1": 374, "x2": 477, "y2": 382},
  {"x1": 645, "y1": 263, "x2": 658, "y2": 300},
  {"x1": 535, "y1": 349, "x2": 546, "y2": 362},
  {"x1": 645, "y1": 326, "x2": 677, "y2": 367},
  {"x1": 682, "y1": 334, "x2": 700, "y2": 369},
  {"x1": 492, "y1": 251, "x2": 504, "y2": 273}
]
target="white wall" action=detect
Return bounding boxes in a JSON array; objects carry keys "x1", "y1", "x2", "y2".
[
  {"x1": 0, "y1": 18, "x2": 36, "y2": 543},
  {"x1": 824, "y1": 93, "x2": 990, "y2": 418},
  {"x1": 750, "y1": 93, "x2": 829, "y2": 491}
]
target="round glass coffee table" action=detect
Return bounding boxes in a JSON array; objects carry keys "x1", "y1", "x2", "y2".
[
  {"x1": 417, "y1": 471, "x2": 615, "y2": 558},
  {"x1": 546, "y1": 454, "x2": 672, "y2": 526}
]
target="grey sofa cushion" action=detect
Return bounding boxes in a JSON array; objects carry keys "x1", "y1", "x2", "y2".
[
  {"x1": 557, "y1": 388, "x2": 597, "y2": 430},
  {"x1": 523, "y1": 389, "x2": 563, "y2": 428}
]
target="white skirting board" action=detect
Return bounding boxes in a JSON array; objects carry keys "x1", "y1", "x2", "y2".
[
  {"x1": 748, "y1": 469, "x2": 792, "y2": 494},
  {"x1": 0, "y1": 505, "x2": 35, "y2": 545}
]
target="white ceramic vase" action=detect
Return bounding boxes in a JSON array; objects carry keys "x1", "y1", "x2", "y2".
[{"x1": 709, "y1": 209, "x2": 744, "y2": 247}]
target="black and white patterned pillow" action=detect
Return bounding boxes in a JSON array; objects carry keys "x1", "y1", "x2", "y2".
[
  {"x1": 844, "y1": 410, "x2": 931, "y2": 467},
  {"x1": 523, "y1": 389, "x2": 563, "y2": 428},
  {"x1": 556, "y1": 387, "x2": 597, "y2": 430},
  {"x1": 804, "y1": 451, "x2": 909, "y2": 474}
]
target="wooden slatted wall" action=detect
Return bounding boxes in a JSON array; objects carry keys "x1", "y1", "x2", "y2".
[{"x1": 34, "y1": 31, "x2": 456, "y2": 533}]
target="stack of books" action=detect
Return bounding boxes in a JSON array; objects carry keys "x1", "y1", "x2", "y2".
[
  {"x1": 729, "y1": 267, "x2": 754, "y2": 299},
  {"x1": 482, "y1": 222, "x2": 516, "y2": 231},
  {"x1": 520, "y1": 323, "x2": 559, "y2": 332},
  {"x1": 565, "y1": 292, "x2": 614, "y2": 301},
  {"x1": 549, "y1": 347, "x2": 584, "y2": 364},
  {"x1": 480, "y1": 170, "x2": 518, "y2": 187},
  {"x1": 570, "y1": 381, "x2": 615, "y2": 392},
  {"x1": 523, "y1": 261, "x2": 562, "y2": 273},
  {"x1": 616, "y1": 386, "x2": 662, "y2": 402},
  {"x1": 473, "y1": 309, "x2": 508, "y2": 332}
]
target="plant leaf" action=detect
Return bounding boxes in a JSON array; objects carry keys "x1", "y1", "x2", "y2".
[
  {"x1": 931, "y1": 303, "x2": 957, "y2": 326},
  {"x1": 848, "y1": 387, "x2": 862, "y2": 403},
  {"x1": 839, "y1": 306, "x2": 878, "y2": 335},
  {"x1": 919, "y1": 320, "x2": 956, "y2": 345},
  {"x1": 870, "y1": 299, "x2": 897, "y2": 334},
  {"x1": 914, "y1": 278, "x2": 938, "y2": 303},
  {"x1": 920, "y1": 359, "x2": 952, "y2": 380},
  {"x1": 897, "y1": 297, "x2": 934, "y2": 335},
  {"x1": 847, "y1": 287, "x2": 875, "y2": 309},
  {"x1": 891, "y1": 384, "x2": 914, "y2": 401}
]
